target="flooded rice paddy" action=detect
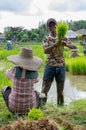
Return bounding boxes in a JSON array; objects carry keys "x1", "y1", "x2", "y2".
[{"x1": 35, "y1": 72, "x2": 86, "y2": 105}]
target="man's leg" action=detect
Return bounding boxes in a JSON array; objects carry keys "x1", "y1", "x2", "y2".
[
  {"x1": 41, "y1": 80, "x2": 52, "y2": 104},
  {"x1": 42, "y1": 64, "x2": 55, "y2": 104},
  {"x1": 56, "y1": 82, "x2": 64, "y2": 106}
]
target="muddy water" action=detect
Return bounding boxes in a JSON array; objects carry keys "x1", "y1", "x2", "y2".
[{"x1": 34, "y1": 72, "x2": 86, "y2": 105}]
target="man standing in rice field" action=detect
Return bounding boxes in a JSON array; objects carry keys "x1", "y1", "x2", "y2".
[{"x1": 41, "y1": 18, "x2": 77, "y2": 106}]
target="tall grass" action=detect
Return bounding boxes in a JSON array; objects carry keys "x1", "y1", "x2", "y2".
[
  {"x1": 66, "y1": 56, "x2": 86, "y2": 75},
  {"x1": 0, "y1": 48, "x2": 20, "y2": 60}
]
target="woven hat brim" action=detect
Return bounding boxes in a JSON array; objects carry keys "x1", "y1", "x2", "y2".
[{"x1": 7, "y1": 55, "x2": 43, "y2": 71}]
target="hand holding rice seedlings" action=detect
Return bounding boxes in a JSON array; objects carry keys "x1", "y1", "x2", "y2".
[{"x1": 56, "y1": 21, "x2": 69, "y2": 41}]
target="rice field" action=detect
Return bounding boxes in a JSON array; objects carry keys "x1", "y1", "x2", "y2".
[
  {"x1": 0, "y1": 43, "x2": 86, "y2": 89},
  {"x1": 0, "y1": 43, "x2": 86, "y2": 129},
  {"x1": 66, "y1": 56, "x2": 86, "y2": 75}
]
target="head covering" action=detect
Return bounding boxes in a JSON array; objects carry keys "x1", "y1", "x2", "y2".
[
  {"x1": 7, "y1": 47, "x2": 43, "y2": 71},
  {"x1": 47, "y1": 18, "x2": 57, "y2": 28},
  {"x1": 7, "y1": 40, "x2": 11, "y2": 43}
]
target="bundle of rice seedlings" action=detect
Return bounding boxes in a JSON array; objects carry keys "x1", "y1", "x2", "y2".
[{"x1": 56, "y1": 21, "x2": 69, "y2": 41}]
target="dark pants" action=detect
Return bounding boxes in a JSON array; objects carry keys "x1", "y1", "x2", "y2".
[
  {"x1": 1, "y1": 86, "x2": 11, "y2": 111},
  {"x1": 42, "y1": 64, "x2": 65, "y2": 105}
]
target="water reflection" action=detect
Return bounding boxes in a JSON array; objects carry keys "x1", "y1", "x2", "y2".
[
  {"x1": 35, "y1": 72, "x2": 86, "y2": 104},
  {"x1": 66, "y1": 72, "x2": 86, "y2": 90}
]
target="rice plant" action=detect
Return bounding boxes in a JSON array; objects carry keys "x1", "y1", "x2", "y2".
[
  {"x1": 66, "y1": 56, "x2": 86, "y2": 75},
  {"x1": 56, "y1": 21, "x2": 69, "y2": 40}
]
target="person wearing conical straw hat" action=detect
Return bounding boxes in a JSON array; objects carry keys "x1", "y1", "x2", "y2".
[{"x1": 2, "y1": 47, "x2": 43, "y2": 114}]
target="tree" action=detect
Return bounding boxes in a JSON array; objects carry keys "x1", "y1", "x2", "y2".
[
  {"x1": 68, "y1": 20, "x2": 86, "y2": 31},
  {"x1": 4, "y1": 26, "x2": 24, "y2": 41}
]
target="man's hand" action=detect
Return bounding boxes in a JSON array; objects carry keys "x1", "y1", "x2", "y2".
[
  {"x1": 61, "y1": 41, "x2": 67, "y2": 46},
  {"x1": 54, "y1": 40, "x2": 67, "y2": 47},
  {"x1": 53, "y1": 40, "x2": 61, "y2": 47}
]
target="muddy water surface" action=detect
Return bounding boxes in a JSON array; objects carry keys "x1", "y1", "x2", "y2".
[{"x1": 35, "y1": 72, "x2": 86, "y2": 105}]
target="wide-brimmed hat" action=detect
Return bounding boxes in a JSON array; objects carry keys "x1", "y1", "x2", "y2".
[
  {"x1": 47, "y1": 18, "x2": 57, "y2": 28},
  {"x1": 7, "y1": 47, "x2": 43, "y2": 71}
]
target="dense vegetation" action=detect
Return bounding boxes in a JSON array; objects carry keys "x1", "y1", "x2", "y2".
[{"x1": 1, "y1": 20, "x2": 86, "y2": 42}]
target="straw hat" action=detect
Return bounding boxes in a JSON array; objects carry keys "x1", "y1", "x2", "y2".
[{"x1": 7, "y1": 47, "x2": 43, "y2": 71}]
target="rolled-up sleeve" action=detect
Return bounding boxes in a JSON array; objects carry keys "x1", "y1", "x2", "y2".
[{"x1": 5, "y1": 67, "x2": 15, "y2": 80}]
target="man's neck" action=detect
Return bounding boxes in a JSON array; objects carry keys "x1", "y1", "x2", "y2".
[
  {"x1": 49, "y1": 33, "x2": 57, "y2": 39},
  {"x1": 50, "y1": 32, "x2": 56, "y2": 38}
]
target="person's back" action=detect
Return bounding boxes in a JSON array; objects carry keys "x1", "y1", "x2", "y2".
[
  {"x1": 2, "y1": 47, "x2": 43, "y2": 114},
  {"x1": 69, "y1": 49, "x2": 79, "y2": 58},
  {"x1": 7, "y1": 67, "x2": 37, "y2": 113},
  {"x1": 7, "y1": 40, "x2": 12, "y2": 50}
]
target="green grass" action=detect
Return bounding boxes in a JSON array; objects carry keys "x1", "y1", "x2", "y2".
[{"x1": 66, "y1": 56, "x2": 86, "y2": 75}]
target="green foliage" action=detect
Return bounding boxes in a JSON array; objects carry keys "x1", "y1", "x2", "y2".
[
  {"x1": 69, "y1": 20, "x2": 86, "y2": 31},
  {"x1": 77, "y1": 34, "x2": 82, "y2": 40},
  {"x1": 70, "y1": 99, "x2": 86, "y2": 111},
  {"x1": 28, "y1": 108, "x2": 43, "y2": 120},
  {"x1": 4, "y1": 23, "x2": 48, "y2": 42},
  {"x1": 66, "y1": 56, "x2": 86, "y2": 75},
  {"x1": 56, "y1": 21, "x2": 69, "y2": 40},
  {"x1": 3, "y1": 20, "x2": 86, "y2": 42},
  {"x1": 0, "y1": 48, "x2": 20, "y2": 60}
]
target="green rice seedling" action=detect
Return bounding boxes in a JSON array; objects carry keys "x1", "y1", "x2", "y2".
[
  {"x1": 66, "y1": 57, "x2": 86, "y2": 75},
  {"x1": 28, "y1": 108, "x2": 43, "y2": 120},
  {"x1": 0, "y1": 60, "x2": 13, "y2": 89},
  {"x1": 0, "y1": 48, "x2": 20, "y2": 60},
  {"x1": 56, "y1": 21, "x2": 69, "y2": 40},
  {"x1": 77, "y1": 34, "x2": 82, "y2": 40}
]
